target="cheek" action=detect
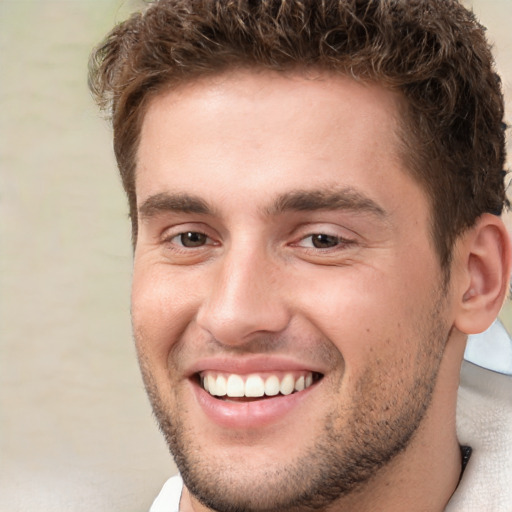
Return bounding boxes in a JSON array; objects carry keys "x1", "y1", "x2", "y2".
[
  {"x1": 131, "y1": 264, "x2": 200, "y2": 362},
  {"x1": 291, "y1": 265, "x2": 427, "y2": 370}
]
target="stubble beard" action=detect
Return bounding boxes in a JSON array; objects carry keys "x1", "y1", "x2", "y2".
[{"x1": 137, "y1": 294, "x2": 449, "y2": 512}]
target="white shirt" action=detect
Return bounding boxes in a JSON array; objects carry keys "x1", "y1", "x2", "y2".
[{"x1": 150, "y1": 475, "x2": 183, "y2": 512}]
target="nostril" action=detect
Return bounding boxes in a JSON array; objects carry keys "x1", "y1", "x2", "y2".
[{"x1": 195, "y1": 263, "x2": 290, "y2": 344}]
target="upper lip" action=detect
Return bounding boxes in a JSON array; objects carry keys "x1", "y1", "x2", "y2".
[{"x1": 185, "y1": 355, "x2": 326, "y2": 378}]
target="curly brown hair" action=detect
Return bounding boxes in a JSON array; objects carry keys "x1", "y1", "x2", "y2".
[{"x1": 88, "y1": 0, "x2": 508, "y2": 269}]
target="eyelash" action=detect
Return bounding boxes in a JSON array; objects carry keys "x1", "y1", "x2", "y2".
[
  {"x1": 164, "y1": 231, "x2": 215, "y2": 249},
  {"x1": 164, "y1": 231, "x2": 355, "y2": 251},
  {"x1": 292, "y1": 233, "x2": 356, "y2": 254},
  {"x1": 160, "y1": 228, "x2": 357, "y2": 258}
]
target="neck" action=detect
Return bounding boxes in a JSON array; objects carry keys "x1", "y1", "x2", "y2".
[
  {"x1": 323, "y1": 333, "x2": 466, "y2": 512},
  {"x1": 329, "y1": 413, "x2": 461, "y2": 512}
]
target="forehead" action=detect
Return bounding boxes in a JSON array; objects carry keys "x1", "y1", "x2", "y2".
[
  {"x1": 139, "y1": 70, "x2": 404, "y2": 144},
  {"x1": 136, "y1": 70, "x2": 413, "y2": 211}
]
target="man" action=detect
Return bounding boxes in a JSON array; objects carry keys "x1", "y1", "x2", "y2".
[{"x1": 88, "y1": 1, "x2": 512, "y2": 510}]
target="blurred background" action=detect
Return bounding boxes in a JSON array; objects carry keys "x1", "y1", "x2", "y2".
[{"x1": 0, "y1": 1, "x2": 511, "y2": 510}]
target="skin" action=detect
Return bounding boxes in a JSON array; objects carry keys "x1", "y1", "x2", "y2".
[{"x1": 131, "y1": 70, "x2": 508, "y2": 511}]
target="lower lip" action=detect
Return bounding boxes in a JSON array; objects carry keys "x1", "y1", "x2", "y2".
[{"x1": 191, "y1": 380, "x2": 317, "y2": 429}]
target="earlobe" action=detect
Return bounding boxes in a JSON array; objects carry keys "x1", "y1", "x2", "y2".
[{"x1": 454, "y1": 213, "x2": 511, "y2": 335}]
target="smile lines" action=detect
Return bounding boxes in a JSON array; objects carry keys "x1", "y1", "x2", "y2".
[{"x1": 200, "y1": 371, "x2": 319, "y2": 398}]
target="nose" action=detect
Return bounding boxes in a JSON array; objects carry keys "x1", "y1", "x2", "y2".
[{"x1": 195, "y1": 245, "x2": 290, "y2": 346}]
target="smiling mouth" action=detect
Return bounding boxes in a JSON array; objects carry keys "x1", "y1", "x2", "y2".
[{"x1": 198, "y1": 371, "x2": 323, "y2": 401}]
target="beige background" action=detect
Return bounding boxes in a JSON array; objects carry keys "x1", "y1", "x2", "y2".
[{"x1": 1, "y1": 1, "x2": 511, "y2": 511}]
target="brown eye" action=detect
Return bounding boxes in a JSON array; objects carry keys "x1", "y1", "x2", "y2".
[
  {"x1": 311, "y1": 234, "x2": 339, "y2": 249},
  {"x1": 179, "y1": 232, "x2": 208, "y2": 247}
]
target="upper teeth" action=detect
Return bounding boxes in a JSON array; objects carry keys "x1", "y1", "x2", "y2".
[{"x1": 201, "y1": 372, "x2": 314, "y2": 398}]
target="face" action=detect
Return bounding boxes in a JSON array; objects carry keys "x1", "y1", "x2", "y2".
[{"x1": 132, "y1": 71, "x2": 454, "y2": 512}]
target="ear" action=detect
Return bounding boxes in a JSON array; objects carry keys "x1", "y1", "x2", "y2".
[{"x1": 454, "y1": 213, "x2": 511, "y2": 335}]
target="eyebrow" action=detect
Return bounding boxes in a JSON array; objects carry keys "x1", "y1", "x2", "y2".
[
  {"x1": 138, "y1": 192, "x2": 211, "y2": 220},
  {"x1": 138, "y1": 187, "x2": 386, "y2": 221},
  {"x1": 265, "y1": 188, "x2": 386, "y2": 217}
]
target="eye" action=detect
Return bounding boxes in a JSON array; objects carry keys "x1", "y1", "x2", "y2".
[
  {"x1": 172, "y1": 231, "x2": 210, "y2": 248},
  {"x1": 298, "y1": 233, "x2": 350, "y2": 249},
  {"x1": 309, "y1": 233, "x2": 340, "y2": 249}
]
